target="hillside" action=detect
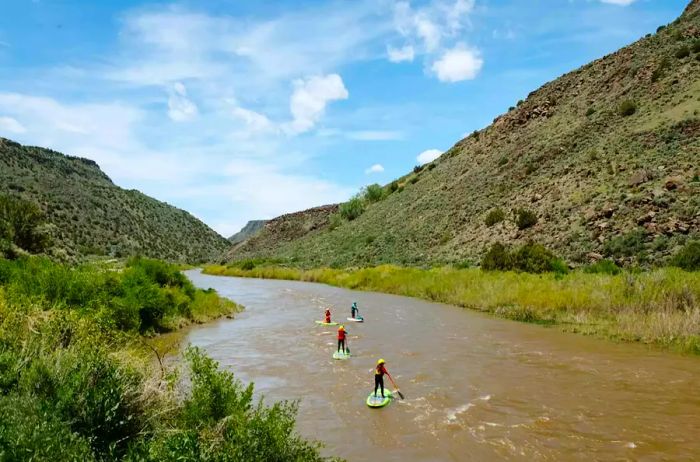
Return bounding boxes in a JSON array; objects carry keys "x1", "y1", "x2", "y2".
[
  {"x1": 224, "y1": 2, "x2": 700, "y2": 268},
  {"x1": 228, "y1": 220, "x2": 268, "y2": 244},
  {"x1": 0, "y1": 138, "x2": 229, "y2": 262}
]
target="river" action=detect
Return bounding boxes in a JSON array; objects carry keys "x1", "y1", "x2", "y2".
[{"x1": 183, "y1": 270, "x2": 700, "y2": 461}]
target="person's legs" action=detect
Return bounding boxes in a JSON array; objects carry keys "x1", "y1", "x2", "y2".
[
  {"x1": 337, "y1": 339, "x2": 342, "y2": 352},
  {"x1": 379, "y1": 376, "x2": 385, "y2": 398},
  {"x1": 374, "y1": 375, "x2": 380, "y2": 396}
]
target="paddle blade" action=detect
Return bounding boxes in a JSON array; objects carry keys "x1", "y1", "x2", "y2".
[{"x1": 396, "y1": 389, "x2": 405, "y2": 400}]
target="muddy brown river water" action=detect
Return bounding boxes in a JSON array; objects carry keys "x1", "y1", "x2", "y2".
[{"x1": 184, "y1": 270, "x2": 700, "y2": 461}]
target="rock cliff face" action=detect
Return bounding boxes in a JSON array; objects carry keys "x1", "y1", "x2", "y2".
[
  {"x1": 221, "y1": 3, "x2": 699, "y2": 268},
  {"x1": 228, "y1": 220, "x2": 268, "y2": 244}
]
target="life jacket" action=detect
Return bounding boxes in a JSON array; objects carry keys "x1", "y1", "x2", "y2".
[
  {"x1": 325, "y1": 310, "x2": 331, "y2": 322},
  {"x1": 375, "y1": 364, "x2": 387, "y2": 376},
  {"x1": 337, "y1": 327, "x2": 346, "y2": 340}
]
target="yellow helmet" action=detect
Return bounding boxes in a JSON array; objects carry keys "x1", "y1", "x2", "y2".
[
  {"x1": 338, "y1": 325, "x2": 344, "y2": 330},
  {"x1": 377, "y1": 358, "x2": 385, "y2": 365}
]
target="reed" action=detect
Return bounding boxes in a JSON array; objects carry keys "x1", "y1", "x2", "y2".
[{"x1": 203, "y1": 264, "x2": 700, "y2": 354}]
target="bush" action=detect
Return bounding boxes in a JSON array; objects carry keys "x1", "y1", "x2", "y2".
[
  {"x1": 692, "y1": 39, "x2": 700, "y2": 54},
  {"x1": 675, "y1": 46, "x2": 690, "y2": 59},
  {"x1": 481, "y1": 243, "x2": 513, "y2": 271},
  {"x1": 604, "y1": 229, "x2": 646, "y2": 259},
  {"x1": 583, "y1": 259, "x2": 622, "y2": 275},
  {"x1": 363, "y1": 183, "x2": 385, "y2": 203},
  {"x1": 498, "y1": 155, "x2": 508, "y2": 166},
  {"x1": 618, "y1": 100, "x2": 637, "y2": 117},
  {"x1": 388, "y1": 181, "x2": 399, "y2": 193},
  {"x1": 413, "y1": 165, "x2": 424, "y2": 174},
  {"x1": 328, "y1": 212, "x2": 342, "y2": 230},
  {"x1": 656, "y1": 25, "x2": 666, "y2": 33},
  {"x1": 482, "y1": 242, "x2": 564, "y2": 273},
  {"x1": 339, "y1": 197, "x2": 365, "y2": 221},
  {"x1": 484, "y1": 208, "x2": 505, "y2": 227},
  {"x1": 410, "y1": 177, "x2": 419, "y2": 184},
  {"x1": 0, "y1": 194, "x2": 51, "y2": 257},
  {"x1": 586, "y1": 107, "x2": 596, "y2": 116},
  {"x1": 514, "y1": 208, "x2": 538, "y2": 230},
  {"x1": 670, "y1": 241, "x2": 700, "y2": 271},
  {"x1": 512, "y1": 243, "x2": 566, "y2": 274}
]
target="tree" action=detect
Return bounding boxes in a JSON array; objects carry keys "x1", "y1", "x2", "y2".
[{"x1": 0, "y1": 194, "x2": 51, "y2": 257}]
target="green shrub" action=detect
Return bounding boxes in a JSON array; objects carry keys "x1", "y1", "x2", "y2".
[
  {"x1": 481, "y1": 243, "x2": 513, "y2": 271},
  {"x1": 585, "y1": 107, "x2": 596, "y2": 116},
  {"x1": 675, "y1": 46, "x2": 690, "y2": 59},
  {"x1": 692, "y1": 39, "x2": 700, "y2": 53},
  {"x1": 498, "y1": 155, "x2": 508, "y2": 166},
  {"x1": 512, "y1": 243, "x2": 565, "y2": 274},
  {"x1": 604, "y1": 229, "x2": 646, "y2": 259},
  {"x1": 388, "y1": 181, "x2": 399, "y2": 193},
  {"x1": 514, "y1": 208, "x2": 538, "y2": 230},
  {"x1": 339, "y1": 197, "x2": 365, "y2": 221},
  {"x1": 0, "y1": 194, "x2": 51, "y2": 257},
  {"x1": 240, "y1": 260, "x2": 256, "y2": 271},
  {"x1": 328, "y1": 212, "x2": 342, "y2": 230},
  {"x1": 484, "y1": 208, "x2": 505, "y2": 227},
  {"x1": 656, "y1": 25, "x2": 666, "y2": 33},
  {"x1": 363, "y1": 183, "x2": 385, "y2": 203},
  {"x1": 618, "y1": 100, "x2": 637, "y2": 117},
  {"x1": 583, "y1": 259, "x2": 622, "y2": 275},
  {"x1": 670, "y1": 241, "x2": 700, "y2": 271},
  {"x1": 410, "y1": 177, "x2": 419, "y2": 184},
  {"x1": 413, "y1": 165, "x2": 424, "y2": 174}
]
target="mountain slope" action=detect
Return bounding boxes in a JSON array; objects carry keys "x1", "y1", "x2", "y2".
[
  {"x1": 228, "y1": 220, "x2": 268, "y2": 244},
  {"x1": 0, "y1": 138, "x2": 229, "y2": 262},
  {"x1": 224, "y1": 3, "x2": 700, "y2": 268}
]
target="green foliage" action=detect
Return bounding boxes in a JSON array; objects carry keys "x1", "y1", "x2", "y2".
[
  {"x1": 497, "y1": 155, "x2": 508, "y2": 166},
  {"x1": 585, "y1": 107, "x2": 596, "y2": 116},
  {"x1": 413, "y1": 165, "x2": 424, "y2": 174},
  {"x1": 583, "y1": 259, "x2": 622, "y2": 275},
  {"x1": 410, "y1": 177, "x2": 419, "y2": 184},
  {"x1": 484, "y1": 208, "x2": 505, "y2": 227},
  {"x1": 362, "y1": 184, "x2": 385, "y2": 203},
  {"x1": 618, "y1": 99, "x2": 637, "y2": 117},
  {"x1": 604, "y1": 229, "x2": 646, "y2": 259},
  {"x1": 328, "y1": 213, "x2": 343, "y2": 231},
  {"x1": 514, "y1": 208, "x2": 538, "y2": 230},
  {"x1": 0, "y1": 194, "x2": 51, "y2": 257},
  {"x1": 388, "y1": 181, "x2": 399, "y2": 193},
  {"x1": 481, "y1": 243, "x2": 512, "y2": 271},
  {"x1": 692, "y1": 39, "x2": 700, "y2": 53},
  {"x1": 675, "y1": 45, "x2": 691, "y2": 59},
  {"x1": 656, "y1": 25, "x2": 666, "y2": 33},
  {"x1": 339, "y1": 197, "x2": 365, "y2": 221},
  {"x1": 670, "y1": 241, "x2": 700, "y2": 271},
  {"x1": 482, "y1": 242, "x2": 565, "y2": 274}
]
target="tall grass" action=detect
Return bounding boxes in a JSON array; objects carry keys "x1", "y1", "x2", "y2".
[{"x1": 203, "y1": 264, "x2": 700, "y2": 354}]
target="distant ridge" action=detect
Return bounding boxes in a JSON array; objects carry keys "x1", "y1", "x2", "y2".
[
  {"x1": 228, "y1": 220, "x2": 268, "y2": 244},
  {"x1": 0, "y1": 138, "x2": 230, "y2": 263}
]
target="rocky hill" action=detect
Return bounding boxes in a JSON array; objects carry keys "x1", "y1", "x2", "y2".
[
  {"x1": 228, "y1": 220, "x2": 268, "y2": 244},
  {"x1": 224, "y1": 2, "x2": 700, "y2": 268},
  {"x1": 0, "y1": 138, "x2": 229, "y2": 262}
]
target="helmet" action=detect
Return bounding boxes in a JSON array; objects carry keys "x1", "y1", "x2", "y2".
[
  {"x1": 377, "y1": 358, "x2": 385, "y2": 365},
  {"x1": 352, "y1": 301, "x2": 357, "y2": 305},
  {"x1": 339, "y1": 325, "x2": 344, "y2": 330}
]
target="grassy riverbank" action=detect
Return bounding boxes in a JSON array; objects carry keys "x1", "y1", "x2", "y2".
[
  {"x1": 203, "y1": 264, "x2": 700, "y2": 354},
  {"x1": 0, "y1": 256, "x2": 331, "y2": 461}
]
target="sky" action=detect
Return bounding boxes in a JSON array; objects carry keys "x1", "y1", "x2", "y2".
[{"x1": 0, "y1": 0, "x2": 689, "y2": 236}]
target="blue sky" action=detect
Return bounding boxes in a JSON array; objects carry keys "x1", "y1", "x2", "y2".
[{"x1": 0, "y1": 0, "x2": 689, "y2": 236}]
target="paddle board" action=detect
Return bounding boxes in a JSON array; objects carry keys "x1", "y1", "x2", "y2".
[
  {"x1": 366, "y1": 389, "x2": 393, "y2": 408},
  {"x1": 332, "y1": 350, "x2": 351, "y2": 360},
  {"x1": 315, "y1": 320, "x2": 338, "y2": 326},
  {"x1": 347, "y1": 317, "x2": 364, "y2": 322}
]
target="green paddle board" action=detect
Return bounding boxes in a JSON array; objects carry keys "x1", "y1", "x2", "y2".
[
  {"x1": 366, "y1": 389, "x2": 393, "y2": 408},
  {"x1": 315, "y1": 320, "x2": 338, "y2": 326},
  {"x1": 332, "y1": 350, "x2": 351, "y2": 360}
]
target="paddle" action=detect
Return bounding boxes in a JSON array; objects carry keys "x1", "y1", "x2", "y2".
[{"x1": 386, "y1": 372, "x2": 405, "y2": 399}]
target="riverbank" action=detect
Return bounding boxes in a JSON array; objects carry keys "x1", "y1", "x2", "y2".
[
  {"x1": 0, "y1": 257, "x2": 330, "y2": 461},
  {"x1": 202, "y1": 264, "x2": 700, "y2": 354}
]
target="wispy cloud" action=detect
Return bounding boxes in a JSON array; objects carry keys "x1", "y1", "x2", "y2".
[
  {"x1": 416, "y1": 148, "x2": 442, "y2": 164},
  {"x1": 365, "y1": 164, "x2": 385, "y2": 174},
  {"x1": 167, "y1": 82, "x2": 198, "y2": 122},
  {"x1": 0, "y1": 116, "x2": 26, "y2": 134}
]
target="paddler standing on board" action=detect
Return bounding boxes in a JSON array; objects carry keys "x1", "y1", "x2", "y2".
[
  {"x1": 324, "y1": 308, "x2": 332, "y2": 324},
  {"x1": 337, "y1": 325, "x2": 348, "y2": 354},
  {"x1": 374, "y1": 359, "x2": 389, "y2": 398},
  {"x1": 351, "y1": 301, "x2": 359, "y2": 319}
]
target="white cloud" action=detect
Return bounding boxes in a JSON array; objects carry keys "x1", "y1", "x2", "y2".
[
  {"x1": 285, "y1": 74, "x2": 349, "y2": 134},
  {"x1": 600, "y1": 0, "x2": 636, "y2": 5},
  {"x1": 0, "y1": 116, "x2": 26, "y2": 134},
  {"x1": 167, "y1": 82, "x2": 198, "y2": 121},
  {"x1": 231, "y1": 106, "x2": 274, "y2": 133},
  {"x1": 347, "y1": 130, "x2": 403, "y2": 141},
  {"x1": 417, "y1": 148, "x2": 442, "y2": 165},
  {"x1": 431, "y1": 44, "x2": 483, "y2": 82},
  {"x1": 365, "y1": 164, "x2": 385, "y2": 174},
  {"x1": 387, "y1": 45, "x2": 415, "y2": 63}
]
